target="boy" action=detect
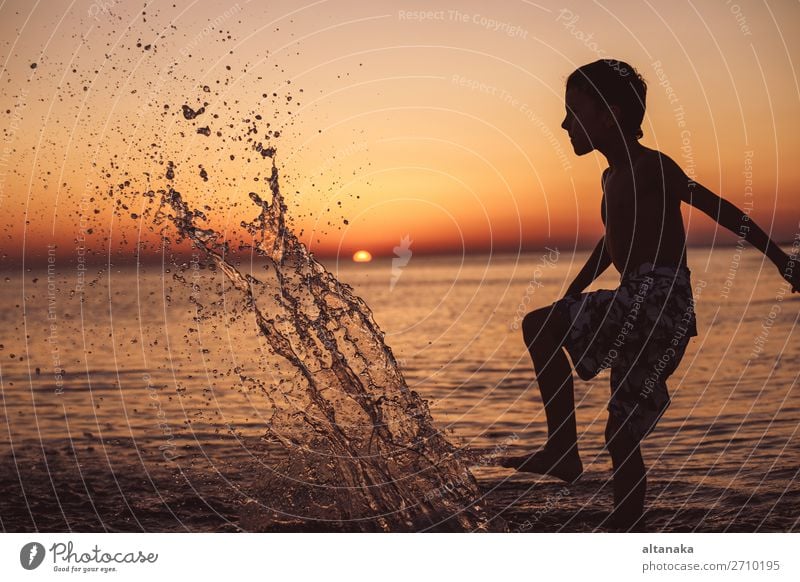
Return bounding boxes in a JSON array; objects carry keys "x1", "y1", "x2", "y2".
[{"x1": 500, "y1": 59, "x2": 799, "y2": 530}]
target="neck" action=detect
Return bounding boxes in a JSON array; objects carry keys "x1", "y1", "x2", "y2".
[{"x1": 598, "y1": 137, "x2": 644, "y2": 170}]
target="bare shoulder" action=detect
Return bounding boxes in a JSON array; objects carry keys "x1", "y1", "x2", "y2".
[
  {"x1": 635, "y1": 148, "x2": 683, "y2": 177},
  {"x1": 634, "y1": 147, "x2": 689, "y2": 196}
]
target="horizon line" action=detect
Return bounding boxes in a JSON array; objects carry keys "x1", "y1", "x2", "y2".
[{"x1": 2, "y1": 239, "x2": 797, "y2": 270}]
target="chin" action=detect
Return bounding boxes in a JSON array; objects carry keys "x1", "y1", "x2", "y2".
[{"x1": 571, "y1": 141, "x2": 594, "y2": 156}]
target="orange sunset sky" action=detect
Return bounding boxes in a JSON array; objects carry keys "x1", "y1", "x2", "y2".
[{"x1": 1, "y1": 0, "x2": 799, "y2": 263}]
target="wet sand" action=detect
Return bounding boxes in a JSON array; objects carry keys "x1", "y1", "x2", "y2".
[{"x1": 3, "y1": 443, "x2": 797, "y2": 531}]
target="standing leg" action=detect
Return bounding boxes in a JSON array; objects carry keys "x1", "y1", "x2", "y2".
[
  {"x1": 500, "y1": 305, "x2": 582, "y2": 482},
  {"x1": 605, "y1": 413, "x2": 646, "y2": 530}
]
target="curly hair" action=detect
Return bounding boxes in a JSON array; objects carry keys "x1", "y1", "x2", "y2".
[{"x1": 566, "y1": 59, "x2": 647, "y2": 140}]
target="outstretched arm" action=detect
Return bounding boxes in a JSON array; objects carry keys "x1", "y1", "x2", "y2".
[
  {"x1": 565, "y1": 236, "x2": 612, "y2": 296},
  {"x1": 679, "y1": 178, "x2": 799, "y2": 293}
]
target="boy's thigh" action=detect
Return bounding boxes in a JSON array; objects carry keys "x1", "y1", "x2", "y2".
[
  {"x1": 608, "y1": 334, "x2": 692, "y2": 441},
  {"x1": 549, "y1": 289, "x2": 621, "y2": 379},
  {"x1": 521, "y1": 302, "x2": 572, "y2": 347}
]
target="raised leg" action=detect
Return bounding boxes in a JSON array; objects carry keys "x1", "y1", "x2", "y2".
[
  {"x1": 499, "y1": 305, "x2": 582, "y2": 482},
  {"x1": 605, "y1": 413, "x2": 646, "y2": 530}
]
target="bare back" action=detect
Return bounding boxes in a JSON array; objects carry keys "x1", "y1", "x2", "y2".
[{"x1": 601, "y1": 147, "x2": 688, "y2": 276}]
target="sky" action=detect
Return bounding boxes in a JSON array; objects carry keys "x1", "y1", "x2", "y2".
[{"x1": 1, "y1": 0, "x2": 799, "y2": 263}]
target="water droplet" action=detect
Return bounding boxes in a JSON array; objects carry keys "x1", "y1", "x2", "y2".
[{"x1": 182, "y1": 105, "x2": 205, "y2": 120}]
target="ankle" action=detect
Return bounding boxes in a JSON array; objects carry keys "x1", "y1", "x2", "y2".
[{"x1": 545, "y1": 440, "x2": 579, "y2": 455}]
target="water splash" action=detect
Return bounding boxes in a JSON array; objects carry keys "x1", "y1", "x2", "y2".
[{"x1": 154, "y1": 161, "x2": 497, "y2": 531}]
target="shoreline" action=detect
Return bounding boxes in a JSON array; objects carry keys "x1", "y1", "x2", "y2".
[{"x1": 1, "y1": 446, "x2": 796, "y2": 533}]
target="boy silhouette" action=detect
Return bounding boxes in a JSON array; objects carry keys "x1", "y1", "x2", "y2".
[{"x1": 500, "y1": 59, "x2": 800, "y2": 530}]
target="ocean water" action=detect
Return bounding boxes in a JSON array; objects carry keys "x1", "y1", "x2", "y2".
[{"x1": 1, "y1": 244, "x2": 798, "y2": 532}]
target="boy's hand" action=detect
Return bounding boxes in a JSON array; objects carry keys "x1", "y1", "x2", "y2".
[
  {"x1": 564, "y1": 284, "x2": 584, "y2": 298},
  {"x1": 777, "y1": 251, "x2": 800, "y2": 293}
]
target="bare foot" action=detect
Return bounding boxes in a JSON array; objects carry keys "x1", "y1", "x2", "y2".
[{"x1": 499, "y1": 447, "x2": 583, "y2": 483}]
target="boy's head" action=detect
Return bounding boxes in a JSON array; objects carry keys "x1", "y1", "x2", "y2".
[{"x1": 561, "y1": 59, "x2": 647, "y2": 155}]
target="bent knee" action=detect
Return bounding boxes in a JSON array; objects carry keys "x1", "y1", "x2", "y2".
[
  {"x1": 521, "y1": 309, "x2": 546, "y2": 333},
  {"x1": 522, "y1": 308, "x2": 553, "y2": 347},
  {"x1": 522, "y1": 305, "x2": 566, "y2": 348}
]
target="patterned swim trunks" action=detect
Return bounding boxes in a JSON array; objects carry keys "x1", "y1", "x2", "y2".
[{"x1": 553, "y1": 263, "x2": 699, "y2": 441}]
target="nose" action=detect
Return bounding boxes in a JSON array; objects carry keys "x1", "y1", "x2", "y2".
[{"x1": 561, "y1": 115, "x2": 569, "y2": 131}]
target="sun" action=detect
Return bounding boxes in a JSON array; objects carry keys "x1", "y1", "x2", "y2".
[{"x1": 352, "y1": 250, "x2": 372, "y2": 263}]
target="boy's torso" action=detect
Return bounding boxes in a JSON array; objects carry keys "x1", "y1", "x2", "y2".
[{"x1": 602, "y1": 147, "x2": 688, "y2": 277}]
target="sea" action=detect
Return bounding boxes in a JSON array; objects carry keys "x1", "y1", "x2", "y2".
[{"x1": 1, "y1": 244, "x2": 798, "y2": 532}]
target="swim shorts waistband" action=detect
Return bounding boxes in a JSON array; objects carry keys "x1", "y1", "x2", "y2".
[{"x1": 622, "y1": 262, "x2": 691, "y2": 281}]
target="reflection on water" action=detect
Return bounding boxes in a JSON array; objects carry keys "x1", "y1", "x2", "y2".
[{"x1": 1, "y1": 246, "x2": 798, "y2": 531}]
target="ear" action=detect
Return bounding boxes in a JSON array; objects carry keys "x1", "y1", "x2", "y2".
[{"x1": 604, "y1": 104, "x2": 622, "y2": 128}]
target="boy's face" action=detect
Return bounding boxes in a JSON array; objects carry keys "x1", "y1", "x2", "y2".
[{"x1": 561, "y1": 88, "x2": 614, "y2": 156}]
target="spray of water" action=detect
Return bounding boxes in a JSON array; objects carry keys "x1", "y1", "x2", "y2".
[{"x1": 151, "y1": 160, "x2": 498, "y2": 531}]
